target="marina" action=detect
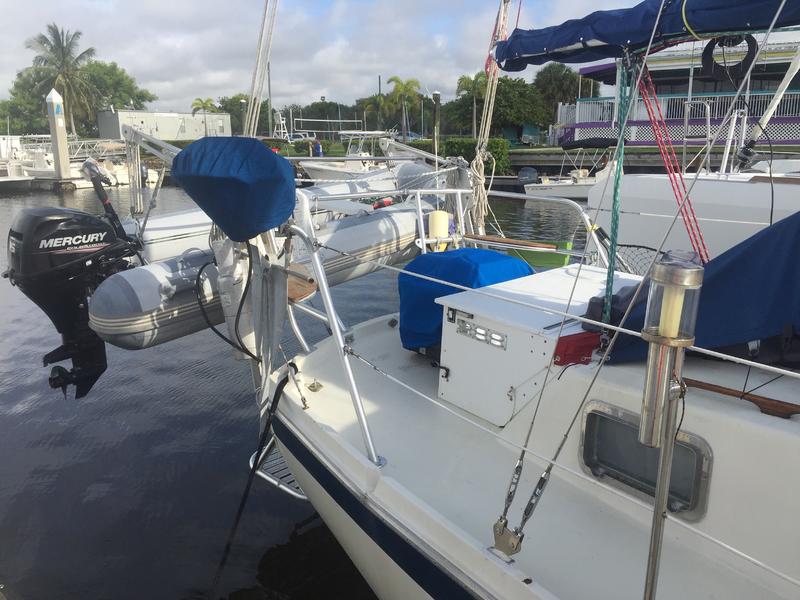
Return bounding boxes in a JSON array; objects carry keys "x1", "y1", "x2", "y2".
[{"x1": 3, "y1": 0, "x2": 800, "y2": 599}]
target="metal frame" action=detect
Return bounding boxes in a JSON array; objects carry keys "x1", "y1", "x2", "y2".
[
  {"x1": 249, "y1": 436, "x2": 308, "y2": 500},
  {"x1": 579, "y1": 399, "x2": 713, "y2": 522},
  {"x1": 682, "y1": 100, "x2": 712, "y2": 172},
  {"x1": 287, "y1": 224, "x2": 384, "y2": 467}
]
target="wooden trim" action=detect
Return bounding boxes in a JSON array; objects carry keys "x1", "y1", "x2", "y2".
[
  {"x1": 683, "y1": 377, "x2": 799, "y2": 419},
  {"x1": 464, "y1": 233, "x2": 558, "y2": 250},
  {"x1": 287, "y1": 263, "x2": 317, "y2": 303},
  {"x1": 748, "y1": 175, "x2": 800, "y2": 186}
]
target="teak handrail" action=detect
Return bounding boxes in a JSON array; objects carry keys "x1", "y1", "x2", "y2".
[{"x1": 683, "y1": 377, "x2": 800, "y2": 419}]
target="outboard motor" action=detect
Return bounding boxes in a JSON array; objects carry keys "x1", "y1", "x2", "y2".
[{"x1": 3, "y1": 163, "x2": 139, "y2": 398}]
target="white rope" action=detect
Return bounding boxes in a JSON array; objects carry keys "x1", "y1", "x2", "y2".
[{"x1": 471, "y1": 0, "x2": 512, "y2": 234}]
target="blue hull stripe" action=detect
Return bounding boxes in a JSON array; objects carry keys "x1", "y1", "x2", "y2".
[{"x1": 273, "y1": 418, "x2": 477, "y2": 599}]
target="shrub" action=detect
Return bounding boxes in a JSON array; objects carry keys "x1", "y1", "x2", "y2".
[
  {"x1": 407, "y1": 139, "x2": 434, "y2": 154},
  {"x1": 442, "y1": 137, "x2": 510, "y2": 175},
  {"x1": 293, "y1": 138, "x2": 336, "y2": 155}
]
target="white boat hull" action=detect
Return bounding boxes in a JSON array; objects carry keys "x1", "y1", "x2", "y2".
[
  {"x1": 274, "y1": 420, "x2": 433, "y2": 600},
  {"x1": 523, "y1": 181, "x2": 595, "y2": 201},
  {"x1": 588, "y1": 173, "x2": 800, "y2": 257},
  {"x1": 299, "y1": 160, "x2": 380, "y2": 182}
]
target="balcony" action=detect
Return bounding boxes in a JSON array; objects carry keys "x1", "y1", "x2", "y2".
[{"x1": 555, "y1": 89, "x2": 800, "y2": 146}]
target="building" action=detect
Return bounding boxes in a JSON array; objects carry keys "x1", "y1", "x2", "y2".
[
  {"x1": 97, "y1": 109, "x2": 232, "y2": 141},
  {"x1": 555, "y1": 40, "x2": 800, "y2": 147}
]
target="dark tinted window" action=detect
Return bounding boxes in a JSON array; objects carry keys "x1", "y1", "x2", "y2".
[{"x1": 583, "y1": 411, "x2": 703, "y2": 513}]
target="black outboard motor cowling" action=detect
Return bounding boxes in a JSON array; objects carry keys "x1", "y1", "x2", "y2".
[{"x1": 4, "y1": 206, "x2": 136, "y2": 397}]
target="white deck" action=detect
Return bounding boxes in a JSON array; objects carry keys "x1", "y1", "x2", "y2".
[{"x1": 277, "y1": 267, "x2": 800, "y2": 599}]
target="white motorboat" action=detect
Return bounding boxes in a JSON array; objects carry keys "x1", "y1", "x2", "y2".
[
  {"x1": 524, "y1": 164, "x2": 613, "y2": 202},
  {"x1": 19, "y1": 149, "x2": 158, "y2": 188},
  {"x1": 298, "y1": 131, "x2": 392, "y2": 182},
  {"x1": 524, "y1": 141, "x2": 616, "y2": 202}
]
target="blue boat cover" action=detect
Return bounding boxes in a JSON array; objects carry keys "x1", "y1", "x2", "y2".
[
  {"x1": 496, "y1": 0, "x2": 800, "y2": 70},
  {"x1": 172, "y1": 137, "x2": 295, "y2": 242},
  {"x1": 609, "y1": 211, "x2": 800, "y2": 362},
  {"x1": 398, "y1": 248, "x2": 534, "y2": 351}
]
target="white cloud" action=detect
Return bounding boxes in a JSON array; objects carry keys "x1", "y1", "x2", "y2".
[{"x1": 0, "y1": 0, "x2": 644, "y2": 112}]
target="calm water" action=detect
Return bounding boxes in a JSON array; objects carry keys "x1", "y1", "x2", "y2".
[{"x1": 0, "y1": 185, "x2": 581, "y2": 600}]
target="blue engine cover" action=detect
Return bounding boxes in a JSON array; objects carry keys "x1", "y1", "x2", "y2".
[
  {"x1": 172, "y1": 137, "x2": 295, "y2": 242},
  {"x1": 398, "y1": 248, "x2": 534, "y2": 351}
]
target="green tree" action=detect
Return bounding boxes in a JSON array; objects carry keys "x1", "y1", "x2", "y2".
[
  {"x1": 191, "y1": 97, "x2": 217, "y2": 137},
  {"x1": 25, "y1": 22, "x2": 96, "y2": 135},
  {"x1": 0, "y1": 67, "x2": 51, "y2": 134},
  {"x1": 533, "y1": 63, "x2": 598, "y2": 125},
  {"x1": 217, "y1": 93, "x2": 249, "y2": 135},
  {"x1": 387, "y1": 76, "x2": 420, "y2": 141},
  {"x1": 492, "y1": 76, "x2": 547, "y2": 132},
  {"x1": 456, "y1": 71, "x2": 487, "y2": 138},
  {"x1": 81, "y1": 61, "x2": 155, "y2": 135},
  {"x1": 357, "y1": 94, "x2": 394, "y2": 130}
]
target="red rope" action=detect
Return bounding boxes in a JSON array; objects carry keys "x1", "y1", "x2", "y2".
[{"x1": 638, "y1": 68, "x2": 710, "y2": 263}]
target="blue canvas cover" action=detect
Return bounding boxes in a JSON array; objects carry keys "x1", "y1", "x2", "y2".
[
  {"x1": 496, "y1": 0, "x2": 800, "y2": 71},
  {"x1": 399, "y1": 248, "x2": 534, "y2": 351},
  {"x1": 172, "y1": 137, "x2": 295, "y2": 242},
  {"x1": 609, "y1": 211, "x2": 800, "y2": 362}
]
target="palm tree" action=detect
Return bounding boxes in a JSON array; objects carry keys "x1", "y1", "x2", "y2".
[
  {"x1": 191, "y1": 97, "x2": 217, "y2": 137},
  {"x1": 456, "y1": 71, "x2": 487, "y2": 138},
  {"x1": 387, "y1": 76, "x2": 420, "y2": 141},
  {"x1": 362, "y1": 94, "x2": 394, "y2": 130},
  {"x1": 25, "y1": 23, "x2": 96, "y2": 136},
  {"x1": 533, "y1": 63, "x2": 596, "y2": 125}
]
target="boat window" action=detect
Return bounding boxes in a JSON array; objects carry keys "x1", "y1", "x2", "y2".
[{"x1": 581, "y1": 402, "x2": 712, "y2": 521}]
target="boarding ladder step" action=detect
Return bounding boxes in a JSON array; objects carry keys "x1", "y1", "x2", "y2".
[{"x1": 249, "y1": 436, "x2": 308, "y2": 501}]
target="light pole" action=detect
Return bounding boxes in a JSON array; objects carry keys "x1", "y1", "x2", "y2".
[{"x1": 240, "y1": 98, "x2": 247, "y2": 136}]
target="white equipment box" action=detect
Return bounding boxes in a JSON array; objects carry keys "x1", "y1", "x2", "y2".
[{"x1": 435, "y1": 266, "x2": 639, "y2": 427}]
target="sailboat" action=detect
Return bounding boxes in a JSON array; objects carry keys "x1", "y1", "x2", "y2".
[{"x1": 178, "y1": 1, "x2": 797, "y2": 599}]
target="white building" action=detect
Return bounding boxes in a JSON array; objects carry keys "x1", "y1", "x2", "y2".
[{"x1": 97, "y1": 109, "x2": 231, "y2": 141}]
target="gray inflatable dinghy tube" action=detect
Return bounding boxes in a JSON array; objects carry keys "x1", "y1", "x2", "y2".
[{"x1": 89, "y1": 249, "x2": 222, "y2": 350}]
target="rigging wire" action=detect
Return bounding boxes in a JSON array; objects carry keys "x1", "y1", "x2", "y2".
[
  {"x1": 504, "y1": 0, "x2": 793, "y2": 538},
  {"x1": 494, "y1": 0, "x2": 674, "y2": 535},
  {"x1": 338, "y1": 344, "x2": 800, "y2": 590}
]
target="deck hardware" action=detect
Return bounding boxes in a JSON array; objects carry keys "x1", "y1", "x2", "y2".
[
  {"x1": 433, "y1": 362, "x2": 450, "y2": 381},
  {"x1": 639, "y1": 253, "x2": 704, "y2": 600},
  {"x1": 306, "y1": 379, "x2": 323, "y2": 392}
]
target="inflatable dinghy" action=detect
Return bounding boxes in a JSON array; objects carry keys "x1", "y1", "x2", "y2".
[
  {"x1": 89, "y1": 199, "x2": 429, "y2": 350},
  {"x1": 89, "y1": 249, "x2": 221, "y2": 350}
]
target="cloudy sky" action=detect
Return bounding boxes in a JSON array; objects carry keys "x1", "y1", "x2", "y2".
[{"x1": 1, "y1": 0, "x2": 639, "y2": 111}]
